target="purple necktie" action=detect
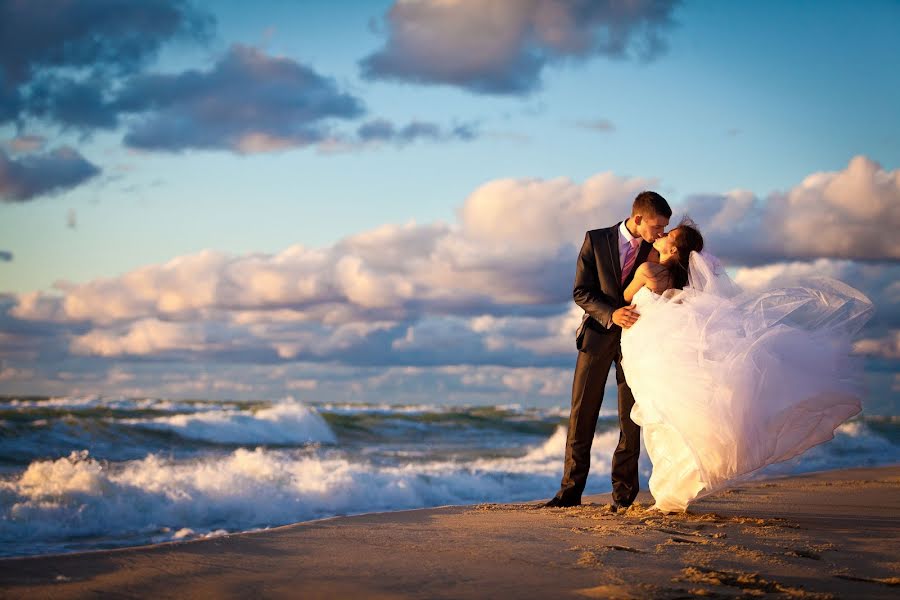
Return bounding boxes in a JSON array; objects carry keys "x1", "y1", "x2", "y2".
[{"x1": 621, "y1": 238, "x2": 641, "y2": 284}]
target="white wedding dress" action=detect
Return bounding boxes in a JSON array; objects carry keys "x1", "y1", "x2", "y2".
[{"x1": 621, "y1": 253, "x2": 874, "y2": 512}]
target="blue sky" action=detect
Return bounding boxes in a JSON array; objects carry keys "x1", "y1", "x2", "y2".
[{"x1": 1, "y1": 0, "x2": 898, "y2": 410}]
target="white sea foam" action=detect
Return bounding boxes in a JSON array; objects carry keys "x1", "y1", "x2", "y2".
[
  {"x1": 0, "y1": 425, "x2": 617, "y2": 556},
  {"x1": 120, "y1": 399, "x2": 336, "y2": 445},
  {"x1": 0, "y1": 419, "x2": 895, "y2": 557}
]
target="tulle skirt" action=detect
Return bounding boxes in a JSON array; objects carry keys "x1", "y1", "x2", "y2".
[{"x1": 621, "y1": 277, "x2": 873, "y2": 512}]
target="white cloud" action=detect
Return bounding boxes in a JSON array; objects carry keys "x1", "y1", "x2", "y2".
[
  {"x1": 684, "y1": 156, "x2": 900, "y2": 263},
  {"x1": 3, "y1": 157, "x2": 897, "y2": 399},
  {"x1": 14, "y1": 157, "x2": 896, "y2": 331},
  {"x1": 459, "y1": 172, "x2": 653, "y2": 247},
  {"x1": 361, "y1": 0, "x2": 678, "y2": 94},
  {"x1": 70, "y1": 319, "x2": 214, "y2": 357},
  {"x1": 466, "y1": 304, "x2": 584, "y2": 356},
  {"x1": 500, "y1": 367, "x2": 569, "y2": 396},
  {"x1": 854, "y1": 331, "x2": 900, "y2": 359}
]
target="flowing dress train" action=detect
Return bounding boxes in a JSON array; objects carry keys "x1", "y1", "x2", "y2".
[{"x1": 620, "y1": 253, "x2": 873, "y2": 511}]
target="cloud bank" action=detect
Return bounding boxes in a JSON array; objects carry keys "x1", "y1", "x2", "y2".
[
  {"x1": 361, "y1": 0, "x2": 679, "y2": 94},
  {"x1": 685, "y1": 156, "x2": 900, "y2": 264},
  {"x1": 3, "y1": 157, "x2": 897, "y2": 403},
  {"x1": 683, "y1": 156, "x2": 900, "y2": 263}
]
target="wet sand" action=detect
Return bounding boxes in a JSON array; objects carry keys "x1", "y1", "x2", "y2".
[{"x1": 1, "y1": 465, "x2": 898, "y2": 599}]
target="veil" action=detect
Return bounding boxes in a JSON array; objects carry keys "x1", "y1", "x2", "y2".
[
  {"x1": 685, "y1": 250, "x2": 873, "y2": 338},
  {"x1": 686, "y1": 251, "x2": 740, "y2": 298}
]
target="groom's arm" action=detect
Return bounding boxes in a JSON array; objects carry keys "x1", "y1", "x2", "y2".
[{"x1": 573, "y1": 231, "x2": 619, "y2": 328}]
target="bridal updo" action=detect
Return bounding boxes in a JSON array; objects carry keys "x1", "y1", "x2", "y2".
[{"x1": 668, "y1": 217, "x2": 704, "y2": 289}]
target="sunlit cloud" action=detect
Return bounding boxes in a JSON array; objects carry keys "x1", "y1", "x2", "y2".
[
  {"x1": 683, "y1": 156, "x2": 900, "y2": 263},
  {"x1": 854, "y1": 331, "x2": 900, "y2": 360},
  {"x1": 1, "y1": 157, "x2": 897, "y2": 399},
  {"x1": 361, "y1": 0, "x2": 679, "y2": 94}
]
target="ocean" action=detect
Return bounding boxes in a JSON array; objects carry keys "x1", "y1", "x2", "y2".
[{"x1": 1, "y1": 395, "x2": 898, "y2": 558}]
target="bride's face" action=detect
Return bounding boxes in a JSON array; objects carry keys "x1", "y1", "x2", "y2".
[{"x1": 654, "y1": 230, "x2": 679, "y2": 263}]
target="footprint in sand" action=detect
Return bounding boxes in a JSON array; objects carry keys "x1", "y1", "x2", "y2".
[{"x1": 674, "y1": 566, "x2": 833, "y2": 599}]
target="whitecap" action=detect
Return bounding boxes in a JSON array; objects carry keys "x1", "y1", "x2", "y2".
[{"x1": 120, "y1": 399, "x2": 336, "y2": 445}]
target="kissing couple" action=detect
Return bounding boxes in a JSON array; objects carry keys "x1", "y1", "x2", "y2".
[{"x1": 545, "y1": 191, "x2": 873, "y2": 512}]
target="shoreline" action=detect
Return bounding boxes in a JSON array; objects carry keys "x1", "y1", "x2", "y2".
[
  {"x1": 1, "y1": 465, "x2": 898, "y2": 598},
  {"x1": 2, "y1": 462, "x2": 895, "y2": 562},
  {"x1": 4, "y1": 462, "x2": 895, "y2": 563}
]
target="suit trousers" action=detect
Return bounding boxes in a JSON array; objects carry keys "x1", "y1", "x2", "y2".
[{"x1": 555, "y1": 346, "x2": 641, "y2": 505}]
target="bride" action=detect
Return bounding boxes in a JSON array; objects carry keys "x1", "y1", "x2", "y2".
[{"x1": 619, "y1": 219, "x2": 874, "y2": 512}]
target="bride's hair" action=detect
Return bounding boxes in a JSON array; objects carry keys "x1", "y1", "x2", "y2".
[{"x1": 668, "y1": 217, "x2": 704, "y2": 289}]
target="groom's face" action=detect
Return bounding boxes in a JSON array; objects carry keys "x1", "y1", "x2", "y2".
[{"x1": 635, "y1": 213, "x2": 669, "y2": 242}]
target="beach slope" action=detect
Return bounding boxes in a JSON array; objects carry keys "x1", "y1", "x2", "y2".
[{"x1": 1, "y1": 466, "x2": 898, "y2": 599}]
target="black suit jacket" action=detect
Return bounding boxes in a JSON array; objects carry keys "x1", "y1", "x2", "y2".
[{"x1": 574, "y1": 223, "x2": 651, "y2": 355}]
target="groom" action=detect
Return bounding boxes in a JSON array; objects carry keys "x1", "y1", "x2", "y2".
[{"x1": 545, "y1": 191, "x2": 671, "y2": 510}]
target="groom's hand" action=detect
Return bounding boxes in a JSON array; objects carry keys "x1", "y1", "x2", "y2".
[{"x1": 612, "y1": 305, "x2": 639, "y2": 329}]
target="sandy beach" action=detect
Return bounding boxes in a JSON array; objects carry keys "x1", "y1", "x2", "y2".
[{"x1": 1, "y1": 465, "x2": 897, "y2": 599}]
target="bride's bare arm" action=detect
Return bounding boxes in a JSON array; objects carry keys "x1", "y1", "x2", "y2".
[{"x1": 623, "y1": 264, "x2": 649, "y2": 302}]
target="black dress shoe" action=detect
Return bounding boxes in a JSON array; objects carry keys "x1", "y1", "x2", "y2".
[
  {"x1": 543, "y1": 497, "x2": 581, "y2": 508},
  {"x1": 610, "y1": 502, "x2": 631, "y2": 513}
]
